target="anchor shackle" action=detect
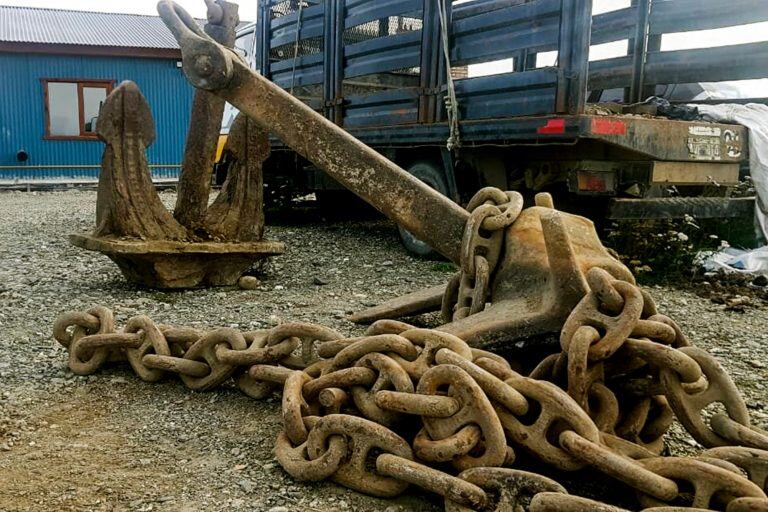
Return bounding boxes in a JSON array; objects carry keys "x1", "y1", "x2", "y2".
[{"x1": 158, "y1": 0, "x2": 237, "y2": 91}]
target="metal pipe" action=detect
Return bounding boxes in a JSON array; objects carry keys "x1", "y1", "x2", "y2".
[{"x1": 158, "y1": 1, "x2": 469, "y2": 262}]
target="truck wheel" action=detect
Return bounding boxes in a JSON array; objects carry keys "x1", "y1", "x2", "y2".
[
  {"x1": 398, "y1": 161, "x2": 449, "y2": 259},
  {"x1": 316, "y1": 189, "x2": 375, "y2": 217}
]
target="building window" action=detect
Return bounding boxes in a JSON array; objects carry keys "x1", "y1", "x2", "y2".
[{"x1": 43, "y1": 79, "x2": 114, "y2": 140}]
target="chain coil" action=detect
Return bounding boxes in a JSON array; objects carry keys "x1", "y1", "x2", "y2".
[{"x1": 52, "y1": 274, "x2": 768, "y2": 511}]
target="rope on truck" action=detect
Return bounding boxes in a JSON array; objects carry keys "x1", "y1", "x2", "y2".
[
  {"x1": 289, "y1": 0, "x2": 306, "y2": 96},
  {"x1": 438, "y1": 0, "x2": 462, "y2": 152}
]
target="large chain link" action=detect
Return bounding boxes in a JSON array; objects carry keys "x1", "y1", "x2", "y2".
[
  {"x1": 52, "y1": 277, "x2": 768, "y2": 511},
  {"x1": 442, "y1": 187, "x2": 524, "y2": 322}
]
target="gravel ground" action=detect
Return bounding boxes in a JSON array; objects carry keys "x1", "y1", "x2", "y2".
[{"x1": 0, "y1": 190, "x2": 766, "y2": 512}]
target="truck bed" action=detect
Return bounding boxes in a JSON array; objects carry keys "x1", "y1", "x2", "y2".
[{"x1": 275, "y1": 113, "x2": 747, "y2": 165}]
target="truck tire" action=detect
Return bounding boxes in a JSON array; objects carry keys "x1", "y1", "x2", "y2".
[
  {"x1": 398, "y1": 161, "x2": 450, "y2": 258},
  {"x1": 316, "y1": 189, "x2": 374, "y2": 216}
]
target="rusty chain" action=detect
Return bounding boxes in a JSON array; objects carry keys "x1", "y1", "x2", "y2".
[
  {"x1": 52, "y1": 273, "x2": 768, "y2": 511},
  {"x1": 442, "y1": 188, "x2": 524, "y2": 322}
]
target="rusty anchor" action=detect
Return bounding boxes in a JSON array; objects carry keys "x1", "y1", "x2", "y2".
[
  {"x1": 70, "y1": 0, "x2": 284, "y2": 289},
  {"x1": 158, "y1": 1, "x2": 631, "y2": 346}
]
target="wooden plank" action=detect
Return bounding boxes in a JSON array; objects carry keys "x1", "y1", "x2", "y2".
[
  {"x1": 588, "y1": 55, "x2": 633, "y2": 90},
  {"x1": 450, "y1": 0, "x2": 561, "y2": 66},
  {"x1": 608, "y1": 197, "x2": 755, "y2": 220},
  {"x1": 454, "y1": 69, "x2": 560, "y2": 119},
  {"x1": 343, "y1": 31, "x2": 422, "y2": 78},
  {"x1": 591, "y1": 6, "x2": 638, "y2": 45},
  {"x1": 270, "y1": 53, "x2": 324, "y2": 72},
  {"x1": 652, "y1": 162, "x2": 740, "y2": 185},
  {"x1": 644, "y1": 41, "x2": 768, "y2": 85},
  {"x1": 271, "y1": 2, "x2": 325, "y2": 31},
  {"x1": 451, "y1": 22, "x2": 560, "y2": 66},
  {"x1": 558, "y1": 0, "x2": 593, "y2": 114},
  {"x1": 452, "y1": 0, "x2": 561, "y2": 35},
  {"x1": 344, "y1": 0, "x2": 422, "y2": 28},
  {"x1": 271, "y1": 53, "x2": 325, "y2": 87},
  {"x1": 453, "y1": 0, "x2": 528, "y2": 21},
  {"x1": 344, "y1": 89, "x2": 420, "y2": 127},
  {"x1": 650, "y1": 0, "x2": 768, "y2": 34}
]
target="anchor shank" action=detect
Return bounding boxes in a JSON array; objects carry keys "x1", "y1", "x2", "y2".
[{"x1": 160, "y1": 1, "x2": 468, "y2": 262}]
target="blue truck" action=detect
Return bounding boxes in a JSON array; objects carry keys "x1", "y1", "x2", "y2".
[{"x1": 217, "y1": 0, "x2": 767, "y2": 254}]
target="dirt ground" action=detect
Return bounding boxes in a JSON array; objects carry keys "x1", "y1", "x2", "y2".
[{"x1": 0, "y1": 190, "x2": 767, "y2": 512}]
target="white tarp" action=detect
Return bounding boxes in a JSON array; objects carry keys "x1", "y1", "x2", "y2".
[
  {"x1": 695, "y1": 103, "x2": 768, "y2": 244},
  {"x1": 701, "y1": 246, "x2": 768, "y2": 275}
]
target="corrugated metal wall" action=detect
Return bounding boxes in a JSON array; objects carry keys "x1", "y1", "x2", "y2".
[{"x1": 0, "y1": 52, "x2": 195, "y2": 181}]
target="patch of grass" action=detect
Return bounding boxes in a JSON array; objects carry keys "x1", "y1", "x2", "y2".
[
  {"x1": 431, "y1": 262, "x2": 457, "y2": 273},
  {"x1": 150, "y1": 291, "x2": 179, "y2": 304},
  {"x1": 605, "y1": 216, "x2": 740, "y2": 285}
]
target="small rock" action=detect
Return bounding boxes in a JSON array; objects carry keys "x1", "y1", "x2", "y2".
[
  {"x1": 749, "y1": 360, "x2": 766, "y2": 369},
  {"x1": 313, "y1": 276, "x2": 328, "y2": 286},
  {"x1": 238, "y1": 479, "x2": 254, "y2": 493},
  {"x1": 754, "y1": 275, "x2": 768, "y2": 287},
  {"x1": 238, "y1": 276, "x2": 261, "y2": 290},
  {"x1": 725, "y1": 296, "x2": 750, "y2": 312},
  {"x1": 267, "y1": 507, "x2": 288, "y2": 512}
]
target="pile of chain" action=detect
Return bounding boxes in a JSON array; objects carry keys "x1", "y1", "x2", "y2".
[{"x1": 53, "y1": 269, "x2": 768, "y2": 512}]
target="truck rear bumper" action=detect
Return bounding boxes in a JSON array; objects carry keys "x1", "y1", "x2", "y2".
[{"x1": 607, "y1": 197, "x2": 755, "y2": 220}]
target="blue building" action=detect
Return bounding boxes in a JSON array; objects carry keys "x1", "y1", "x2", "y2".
[{"x1": 0, "y1": 6, "x2": 196, "y2": 183}]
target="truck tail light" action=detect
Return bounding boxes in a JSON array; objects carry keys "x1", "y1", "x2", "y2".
[{"x1": 577, "y1": 171, "x2": 615, "y2": 193}]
